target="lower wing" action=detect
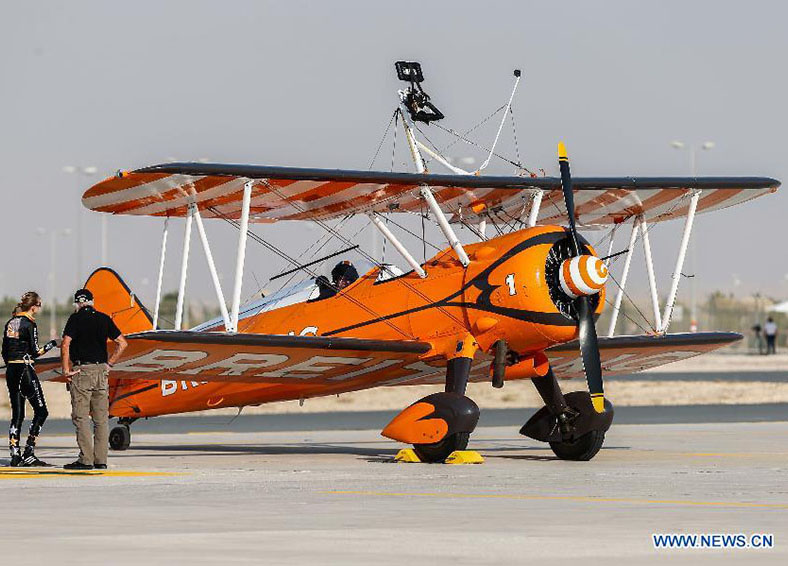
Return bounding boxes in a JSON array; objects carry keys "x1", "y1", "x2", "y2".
[
  {"x1": 19, "y1": 331, "x2": 739, "y2": 386},
  {"x1": 544, "y1": 331, "x2": 741, "y2": 379},
  {"x1": 34, "y1": 331, "x2": 435, "y2": 389}
]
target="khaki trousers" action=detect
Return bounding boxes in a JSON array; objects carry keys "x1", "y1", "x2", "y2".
[{"x1": 70, "y1": 364, "x2": 109, "y2": 466}]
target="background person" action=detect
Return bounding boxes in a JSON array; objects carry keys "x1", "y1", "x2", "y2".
[
  {"x1": 764, "y1": 317, "x2": 778, "y2": 355},
  {"x1": 752, "y1": 322, "x2": 764, "y2": 355},
  {"x1": 1, "y1": 291, "x2": 57, "y2": 467},
  {"x1": 60, "y1": 289, "x2": 127, "y2": 470}
]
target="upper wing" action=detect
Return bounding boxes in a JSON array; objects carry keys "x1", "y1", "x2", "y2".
[
  {"x1": 37, "y1": 331, "x2": 435, "y2": 387},
  {"x1": 82, "y1": 163, "x2": 779, "y2": 228}
]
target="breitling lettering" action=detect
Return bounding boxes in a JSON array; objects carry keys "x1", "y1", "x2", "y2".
[
  {"x1": 179, "y1": 353, "x2": 289, "y2": 376},
  {"x1": 114, "y1": 349, "x2": 208, "y2": 373},
  {"x1": 161, "y1": 380, "x2": 209, "y2": 397},
  {"x1": 260, "y1": 356, "x2": 370, "y2": 379},
  {"x1": 287, "y1": 326, "x2": 319, "y2": 337},
  {"x1": 110, "y1": 349, "x2": 422, "y2": 396}
]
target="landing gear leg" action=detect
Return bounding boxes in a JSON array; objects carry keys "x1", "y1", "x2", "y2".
[
  {"x1": 521, "y1": 367, "x2": 613, "y2": 461},
  {"x1": 109, "y1": 417, "x2": 136, "y2": 451},
  {"x1": 445, "y1": 356, "x2": 471, "y2": 395}
]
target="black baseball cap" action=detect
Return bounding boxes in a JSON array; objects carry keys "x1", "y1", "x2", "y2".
[
  {"x1": 74, "y1": 288, "x2": 94, "y2": 303},
  {"x1": 331, "y1": 260, "x2": 358, "y2": 283}
]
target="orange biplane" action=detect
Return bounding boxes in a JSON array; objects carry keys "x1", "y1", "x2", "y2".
[{"x1": 26, "y1": 62, "x2": 783, "y2": 461}]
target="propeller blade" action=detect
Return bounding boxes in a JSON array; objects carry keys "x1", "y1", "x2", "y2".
[
  {"x1": 557, "y1": 142, "x2": 580, "y2": 255},
  {"x1": 577, "y1": 296, "x2": 605, "y2": 413},
  {"x1": 558, "y1": 142, "x2": 606, "y2": 414}
]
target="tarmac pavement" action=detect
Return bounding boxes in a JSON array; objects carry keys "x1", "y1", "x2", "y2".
[
  {"x1": 1, "y1": 420, "x2": 786, "y2": 565},
  {"x1": 31, "y1": 402, "x2": 788, "y2": 436}
]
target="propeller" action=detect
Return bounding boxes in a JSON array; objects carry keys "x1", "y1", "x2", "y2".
[{"x1": 557, "y1": 142, "x2": 606, "y2": 413}]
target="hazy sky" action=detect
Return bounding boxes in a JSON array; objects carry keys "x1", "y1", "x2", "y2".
[{"x1": 2, "y1": 1, "x2": 786, "y2": 315}]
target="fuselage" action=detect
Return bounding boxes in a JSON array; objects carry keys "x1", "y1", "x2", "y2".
[{"x1": 109, "y1": 225, "x2": 604, "y2": 417}]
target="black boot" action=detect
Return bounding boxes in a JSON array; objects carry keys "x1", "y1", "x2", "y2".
[
  {"x1": 63, "y1": 461, "x2": 93, "y2": 470},
  {"x1": 9, "y1": 429, "x2": 22, "y2": 467},
  {"x1": 21, "y1": 444, "x2": 51, "y2": 467}
]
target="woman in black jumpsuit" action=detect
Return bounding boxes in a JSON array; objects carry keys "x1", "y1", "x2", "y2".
[{"x1": 2, "y1": 292, "x2": 57, "y2": 467}]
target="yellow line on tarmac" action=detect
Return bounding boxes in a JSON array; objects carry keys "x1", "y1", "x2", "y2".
[
  {"x1": 0, "y1": 467, "x2": 180, "y2": 479},
  {"x1": 323, "y1": 490, "x2": 788, "y2": 509}
]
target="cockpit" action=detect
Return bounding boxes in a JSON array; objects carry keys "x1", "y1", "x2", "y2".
[{"x1": 190, "y1": 260, "x2": 404, "y2": 331}]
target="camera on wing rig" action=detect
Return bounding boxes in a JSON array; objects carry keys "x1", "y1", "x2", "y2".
[{"x1": 395, "y1": 61, "x2": 445, "y2": 124}]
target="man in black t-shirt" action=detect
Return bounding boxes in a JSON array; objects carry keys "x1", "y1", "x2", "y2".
[{"x1": 60, "y1": 288, "x2": 127, "y2": 470}]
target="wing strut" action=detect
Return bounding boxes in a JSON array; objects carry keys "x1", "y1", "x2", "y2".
[
  {"x1": 415, "y1": 138, "x2": 471, "y2": 175},
  {"x1": 606, "y1": 190, "x2": 700, "y2": 337},
  {"x1": 401, "y1": 113, "x2": 470, "y2": 267},
  {"x1": 639, "y1": 215, "x2": 662, "y2": 332},
  {"x1": 659, "y1": 189, "x2": 700, "y2": 333},
  {"x1": 526, "y1": 189, "x2": 543, "y2": 227},
  {"x1": 193, "y1": 204, "x2": 231, "y2": 329},
  {"x1": 368, "y1": 213, "x2": 427, "y2": 278},
  {"x1": 174, "y1": 204, "x2": 193, "y2": 330},
  {"x1": 607, "y1": 219, "x2": 639, "y2": 337},
  {"x1": 229, "y1": 180, "x2": 252, "y2": 332},
  {"x1": 152, "y1": 217, "x2": 169, "y2": 330}
]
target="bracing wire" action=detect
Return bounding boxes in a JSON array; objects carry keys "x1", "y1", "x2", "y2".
[
  {"x1": 368, "y1": 109, "x2": 399, "y2": 170},
  {"x1": 508, "y1": 106, "x2": 525, "y2": 173},
  {"x1": 433, "y1": 121, "x2": 523, "y2": 170},
  {"x1": 597, "y1": 192, "x2": 697, "y2": 334},
  {"x1": 238, "y1": 217, "x2": 370, "y2": 334},
  {"x1": 440, "y1": 104, "x2": 506, "y2": 154},
  {"x1": 379, "y1": 214, "x2": 442, "y2": 253},
  {"x1": 208, "y1": 206, "x2": 414, "y2": 338},
  {"x1": 390, "y1": 110, "x2": 400, "y2": 172},
  {"x1": 604, "y1": 268, "x2": 654, "y2": 334},
  {"x1": 259, "y1": 180, "x2": 468, "y2": 330}
]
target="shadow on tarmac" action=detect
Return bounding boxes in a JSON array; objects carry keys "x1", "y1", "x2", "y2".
[
  {"x1": 109, "y1": 440, "x2": 631, "y2": 462},
  {"x1": 115, "y1": 442, "x2": 398, "y2": 458}
]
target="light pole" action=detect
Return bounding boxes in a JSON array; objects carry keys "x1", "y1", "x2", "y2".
[
  {"x1": 37, "y1": 227, "x2": 72, "y2": 339},
  {"x1": 670, "y1": 141, "x2": 714, "y2": 332},
  {"x1": 670, "y1": 141, "x2": 715, "y2": 176},
  {"x1": 63, "y1": 165, "x2": 98, "y2": 283}
]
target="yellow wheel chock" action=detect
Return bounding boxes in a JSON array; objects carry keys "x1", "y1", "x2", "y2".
[{"x1": 394, "y1": 449, "x2": 484, "y2": 464}]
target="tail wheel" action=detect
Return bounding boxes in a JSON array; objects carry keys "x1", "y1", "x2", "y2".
[
  {"x1": 109, "y1": 425, "x2": 131, "y2": 451},
  {"x1": 549, "y1": 430, "x2": 605, "y2": 461},
  {"x1": 413, "y1": 432, "x2": 470, "y2": 463}
]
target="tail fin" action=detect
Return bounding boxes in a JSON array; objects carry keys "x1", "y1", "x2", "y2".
[{"x1": 84, "y1": 268, "x2": 154, "y2": 334}]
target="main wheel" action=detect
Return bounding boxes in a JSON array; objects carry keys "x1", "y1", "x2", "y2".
[
  {"x1": 549, "y1": 430, "x2": 605, "y2": 461},
  {"x1": 109, "y1": 425, "x2": 131, "y2": 451},
  {"x1": 413, "y1": 432, "x2": 470, "y2": 463}
]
